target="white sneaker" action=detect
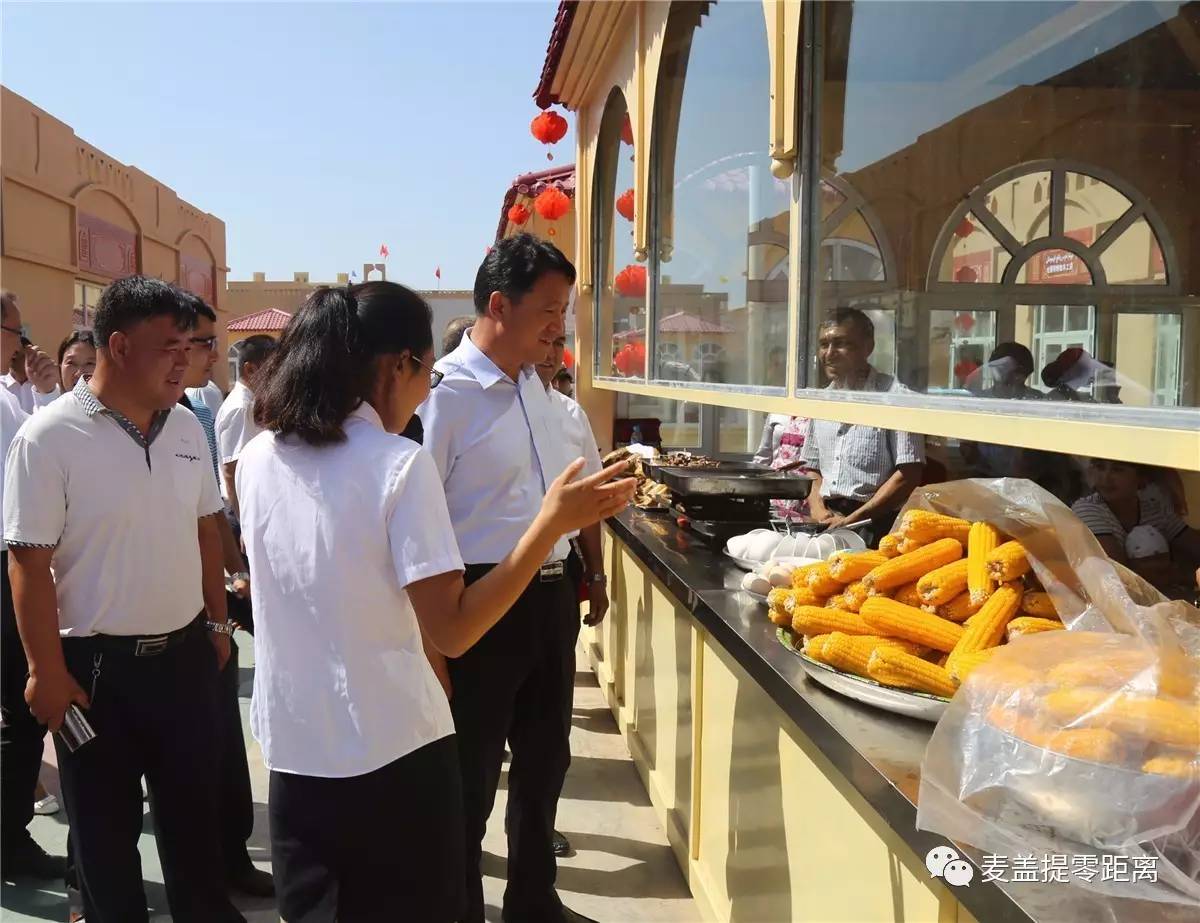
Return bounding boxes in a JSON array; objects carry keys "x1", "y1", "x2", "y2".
[{"x1": 34, "y1": 794, "x2": 60, "y2": 815}]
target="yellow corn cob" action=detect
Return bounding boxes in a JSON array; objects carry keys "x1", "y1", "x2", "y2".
[
  {"x1": 1142, "y1": 755, "x2": 1198, "y2": 779},
  {"x1": 947, "y1": 648, "x2": 998, "y2": 683},
  {"x1": 789, "y1": 563, "x2": 823, "y2": 590},
  {"x1": 917, "y1": 559, "x2": 970, "y2": 606},
  {"x1": 790, "y1": 605, "x2": 873, "y2": 638},
  {"x1": 946, "y1": 582, "x2": 1022, "y2": 672},
  {"x1": 867, "y1": 647, "x2": 958, "y2": 698},
  {"x1": 859, "y1": 597, "x2": 966, "y2": 653},
  {"x1": 825, "y1": 593, "x2": 846, "y2": 609},
  {"x1": 1021, "y1": 591, "x2": 1058, "y2": 619},
  {"x1": 828, "y1": 551, "x2": 890, "y2": 583},
  {"x1": 929, "y1": 591, "x2": 984, "y2": 623},
  {"x1": 818, "y1": 633, "x2": 878, "y2": 678},
  {"x1": 1046, "y1": 651, "x2": 1197, "y2": 700},
  {"x1": 898, "y1": 510, "x2": 972, "y2": 545},
  {"x1": 766, "y1": 587, "x2": 795, "y2": 611},
  {"x1": 1043, "y1": 688, "x2": 1200, "y2": 750},
  {"x1": 861, "y1": 538, "x2": 963, "y2": 593},
  {"x1": 768, "y1": 608, "x2": 792, "y2": 628},
  {"x1": 806, "y1": 563, "x2": 846, "y2": 596},
  {"x1": 802, "y1": 633, "x2": 832, "y2": 658},
  {"x1": 784, "y1": 591, "x2": 827, "y2": 615},
  {"x1": 840, "y1": 581, "x2": 869, "y2": 613},
  {"x1": 892, "y1": 581, "x2": 924, "y2": 608},
  {"x1": 1043, "y1": 728, "x2": 1126, "y2": 764},
  {"x1": 987, "y1": 541, "x2": 1031, "y2": 582},
  {"x1": 877, "y1": 533, "x2": 903, "y2": 558},
  {"x1": 897, "y1": 537, "x2": 924, "y2": 555},
  {"x1": 1006, "y1": 616, "x2": 1064, "y2": 640},
  {"x1": 967, "y1": 522, "x2": 1000, "y2": 604}
]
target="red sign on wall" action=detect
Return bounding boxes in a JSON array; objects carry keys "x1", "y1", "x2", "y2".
[
  {"x1": 77, "y1": 212, "x2": 138, "y2": 279},
  {"x1": 1026, "y1": 227, "x2": 1094, "y2": 284}
]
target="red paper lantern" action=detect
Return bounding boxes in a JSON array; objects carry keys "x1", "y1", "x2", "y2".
[
  {"x1": 953, "y1": 312, "x2": 976, "y2": 333},
  {"x1": 954, "y1": 216, "x2": 975, "y2": 239},
  {"x1": 562, "y1": 346, "x2": 574, "y2": 370},
  {"x1": 616, "y1": 188, "x2": 635, "y2": 221},
  {"x1": 530, "y1": 110, "x2": 568, "y2": 145},
  {"x1": 533, "y1": 186, "x2": 571, "y2": 221},
  {"x1": 954, "y1": 265, "x2": 978, "y2": 284},
  {"x1": 621, "y1": 113, "x2": 634, "y2": 145},
  {"x1": 507, "y1": 203, "x2": 530, "y2": 226},
  {"x1": 613, "y1": 264, "x2": 647, "y2": 298},
  {"x1": 614, "y1": 341, "x2": 646, "y2": 376}
]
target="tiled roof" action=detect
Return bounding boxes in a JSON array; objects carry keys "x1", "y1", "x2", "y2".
[
  {"x1": 228, "y1": 308, "x2": 292, "y2": 332},
  {"x1": 496, "y1": 164, "x2": 577, "y2": 242},
  {"x1": 613, "y1": 312, "x2": 735, "y2": 339},
  {"x1": 533, "y1": 2, "x2": 579, "y2": 110}
]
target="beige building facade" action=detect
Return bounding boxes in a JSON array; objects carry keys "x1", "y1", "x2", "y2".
[{"x1": 1, "y1": 87, "x2": 229, "y2": 380}]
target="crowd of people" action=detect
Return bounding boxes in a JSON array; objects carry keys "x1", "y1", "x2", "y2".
[{"x1": 1, "y1": 234, "x2": 636, "y2": 923}]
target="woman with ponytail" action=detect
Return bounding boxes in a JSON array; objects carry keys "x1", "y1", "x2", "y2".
[{"x1": 237, "y1": 281, "x2": 634, "y2": 922}]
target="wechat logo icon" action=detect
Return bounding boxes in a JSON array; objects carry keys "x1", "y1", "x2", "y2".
[{"x1": 926, "y1": 845, "x2": 974, "y2": 887}]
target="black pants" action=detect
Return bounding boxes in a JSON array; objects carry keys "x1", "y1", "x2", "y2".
[
  {"x1": 826, "y1": 497, "x2": 899, "y2": 549},
  {"x1": 269, "y1": 735, "x2": 465, "y2": 923},
  {"x1": 218, "y1": 633, "x2": 255, "y2": 876},
  {"x1": 57, "y1": 627, "x2": 243, "y2": 923},
  {"x1": 0, "y1": 550, "x2": 46, "y2": 854},
  {"x1": 451, "y1": 565, "x2": 579, "y2": 923}
]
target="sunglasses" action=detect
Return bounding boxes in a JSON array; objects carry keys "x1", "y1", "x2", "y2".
[
  {"x1": 189, "y1": 335, "x2": 218, "y2": 351},
  {"x1": 411, "y1": 355, "x2": 444, "y2": 389}
]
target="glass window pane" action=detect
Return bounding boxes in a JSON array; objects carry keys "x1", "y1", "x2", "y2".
[
  {"x1": 594, "y1": 91, "x2": 643, "y2": 379},
  {"x1": 804, "y1": 0, "x2": 1198, "y2": 414},
  {"x1": 653, "y1": 1, "x2": 787, "y2": 389},
  {"x1": 616, "y1": 393, "x2": 701, "y2": 449}
]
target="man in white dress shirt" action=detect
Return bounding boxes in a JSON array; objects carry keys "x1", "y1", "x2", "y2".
[
  {"x1": 2, "y1": 326, "x2": 61, "y2": 414},
  {"x1": 421, "y1": 234, "x2": 594, "y2": 923},
  {"x1": 214, "y1": 334, "x2": 276, "y2": 521}
]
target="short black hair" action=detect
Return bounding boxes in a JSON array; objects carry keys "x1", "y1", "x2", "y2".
[
  {"x1": 254, "y1": 282, "x2": 434, "y2": 446},
  {"x1": 473, "y1": 233, "x2": 575, "y2": 315},
  {"x1": 819, "y1": 306, "x2": 874, "y2": 342},
  {"x1": 178, "y1": 290, "x2": 217, "y2": 324},
  {"x1": 989, "y1": 341, "x2": 1034, "y2": 375},
  {"x1": 553, "y1": 368, "x2": 573, "y2": 382},
  {"x1": 57, "y1": 330, "x2": 97, "y2": 366},
  {"x1": 442, "y1": 315, "x2": 474, "y2": 355},
  {"x1": 0, "y1": 291, "x2": 15, "y2": 322},
  {"x1": 93, "y1": 275, "x2": 195, "y2": 349},
  {"x1": 234, "y1": 334, "x2": 278, "y2": 374}
]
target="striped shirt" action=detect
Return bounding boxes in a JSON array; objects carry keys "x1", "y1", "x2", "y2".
[
  {"x1": 1071, "y1": 485, "x2": 1186, "y2": 546},
  {"x1": 181, "y1": 395, "x2": 220, "y2": 482},
  {"x1": 800, "y1": 367, "x2": 925, "y2": 502}
]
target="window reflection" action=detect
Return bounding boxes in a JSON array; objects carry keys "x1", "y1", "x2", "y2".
[{"x1": 803, "y1": 0, "x2": 1198, "y2": 415}]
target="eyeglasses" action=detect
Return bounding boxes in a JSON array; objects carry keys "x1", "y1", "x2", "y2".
[
  {"x1": 0, "y1": 324, "x2": 22, "y2": 336},
  {"x1": 411, "y1": 355, "x2": 444, "y2": 389},
  {"x1": 189, "y1": 335, "x2": 218, "y2": 351}
]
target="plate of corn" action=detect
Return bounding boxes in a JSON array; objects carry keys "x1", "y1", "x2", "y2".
[{"x1": 762, "y1": 510, "x2": 1067, "y2": 722}]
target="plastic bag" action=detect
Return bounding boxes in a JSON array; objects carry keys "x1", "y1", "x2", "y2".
[{"x1": 909, "y1": 478, "x2": 1200, "y2": 907}]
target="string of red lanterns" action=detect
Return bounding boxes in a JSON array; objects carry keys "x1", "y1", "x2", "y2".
[{"x1": 615, "y1": 188, "x2": 635, "y2": 221}]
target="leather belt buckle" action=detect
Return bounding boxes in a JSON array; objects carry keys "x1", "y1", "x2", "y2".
[
  {"x1": 539, "y1": 561, "x2": 565, "y2": 583},
  {"x1": 134, "y1": 635, "x2": 169, "y2": 657}
]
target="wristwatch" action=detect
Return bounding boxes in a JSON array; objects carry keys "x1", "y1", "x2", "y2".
[
  {"x1": 206, "y1": 620, "x2": 235, "y2": 636},
  {"x1": 586, "y1": 573, "x2": 607, "y2": 585},
  {"x1": 229, "y1": 571, "x2": 250, "y2": 583}
]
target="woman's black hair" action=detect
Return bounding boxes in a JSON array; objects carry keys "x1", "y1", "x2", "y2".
[
  {"x1": 57, "y1": 330, "x2": 97, "y2": 366},
  {"x1": 253, "y1": 281, "x2": 433, "y2": 446}
]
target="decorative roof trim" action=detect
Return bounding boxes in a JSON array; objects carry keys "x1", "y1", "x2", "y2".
[
  {"x1": 533, "y1": 1, "x2": 580, "y2": 110},
  {"x1": 496, "y1": 164, "x2": 577, "y2": 242}
]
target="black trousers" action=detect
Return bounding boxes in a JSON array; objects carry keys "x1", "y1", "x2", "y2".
[
  {"x1": 57, "y1": 627, "x2": 243, "y2": 923},
  {"x1": 450, "y1": 565, "x2": 579, "y2": 923},
  {"x1": 269, "y1": 735, "x2": 465, "y2": 923},
  {"x1": 0, "y1": 550, "x2": 46, "y2": 853},
  {"x1": 218, "y1": 633, "x2": 255, "y2": 876}
]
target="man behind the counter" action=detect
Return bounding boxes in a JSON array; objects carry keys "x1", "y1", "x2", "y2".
[{"x1": 801, "y1": 307, "x2": 925, "y2": 545}]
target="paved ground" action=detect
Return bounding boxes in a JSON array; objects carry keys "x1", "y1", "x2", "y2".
[{"x1": 2, "y1": 639, "x2": 697, "y2": 922}]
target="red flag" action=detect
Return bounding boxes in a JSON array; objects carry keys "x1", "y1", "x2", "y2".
[
  {"x1": 379, "y1": 243, "x2": 390, "y2": 259},
  {"x1": 435, "y1": 266, "x2": 441, "y2": 280}
]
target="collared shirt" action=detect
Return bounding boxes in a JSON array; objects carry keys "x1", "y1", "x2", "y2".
[
  {"x1": 800, "y1": 367, "x2": 925, "y2": 503},
  {"x1": 237, "y1": 402, "x2": 461, "y2": 778},
  {"x1": 0, "y1": 387, "x2": 29, "y2": 552},
  {"x1": 3, "y1": 378, "x2": 223, "y2": 636},
  {"x1": 1071, "y1": 485, "x2": 1186, "y2": 547},
  {"x1": 180, "y1": 394, "x2": 221, "y2": 482},
  {"x1": 215, "y1": 380, "x2": 261, "y2": 466},
  {"x1": 1, "y1": 372, "x2": 59, "y2": 414},
  {"x1": 186, "y1": 382, "x2": 224, "y2": 418},
  {"x1": 549, "y1": 388, "x2": 603, "y2": 539},
  {"x1": 420, "y1": 330, "x2": 570, "y2": 565}
]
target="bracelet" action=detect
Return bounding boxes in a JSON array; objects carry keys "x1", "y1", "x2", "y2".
[
  {"x1": 586, "y1": 573, "x2": 607, "y2": 585},
  {"x1": 206, "y1": 620, "x2": 235, "y2": 636},
  {"x1": 228, "y1": 571, "x2": 249, "y2": 583}
]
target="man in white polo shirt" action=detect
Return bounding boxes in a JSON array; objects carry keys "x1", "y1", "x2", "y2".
[
  {"x1": 421, "y1": 234, "x2": 595, "y2": 923},
  {"x1": 3, "y1": 276, "x2": 243, "y2": 923},
  {"x1": 215, "y1": 334, "x2": 276, "y2": 522}
]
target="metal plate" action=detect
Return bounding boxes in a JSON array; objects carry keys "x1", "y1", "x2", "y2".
[{"x1": 656, "y1": 465, "x2": 813, "y2": 499}]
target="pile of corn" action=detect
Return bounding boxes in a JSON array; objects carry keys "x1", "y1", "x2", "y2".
[{"x1": 768, "y1": 510, "x2": 1065, "y2": 699}]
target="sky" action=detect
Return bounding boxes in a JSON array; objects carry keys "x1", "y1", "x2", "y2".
[{"x1": 0, "y1": 1, "x2": 573, "y2": 289}]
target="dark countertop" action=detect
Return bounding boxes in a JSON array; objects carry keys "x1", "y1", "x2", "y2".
[{"x1": 607, "y1": 508, "x2": 1195, "y2": 923}]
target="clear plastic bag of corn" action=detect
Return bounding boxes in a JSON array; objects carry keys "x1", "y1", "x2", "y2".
[{"x1": 907, "y1": 477, "x2": 1200, "y2": 908}]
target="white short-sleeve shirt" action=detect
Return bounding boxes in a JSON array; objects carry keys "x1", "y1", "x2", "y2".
[
  {"x1": 0, "y1": 387, "x2": 29, "y2": 552},
  {"x1": 215, "y1": 380, "x2": 261, "y2": 466},
  {"x1": 3, "y1": 380, "x2": 223, "y2": 636},
  {"x1": 549, "y1": 389, "x2": 602, "y2": 539},
  {"x1": 420, "y1": 330, "x2": 570, "y2": 565},
  {"x1": 236, "y1": 403, "x2": 463, "y2": 778}
]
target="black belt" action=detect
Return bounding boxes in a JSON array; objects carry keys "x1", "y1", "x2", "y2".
[
  {"x1": 464, "y1": 562, "x2": 567, "y2": 584},
  {"x1": 63, "y1": 613, "x2": 205, "y2": 657}
]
